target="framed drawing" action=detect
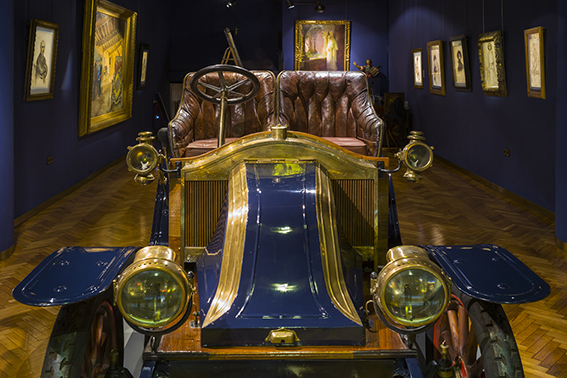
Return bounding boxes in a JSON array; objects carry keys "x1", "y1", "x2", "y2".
[
  {"x1": 412, "y1": 48, "x2": 423, "y2": 89},
  {"x1": 478, "y1": 30, "x2": 507, "y2": 97},
  {"x1": 449, "y1": 34, "x2": 471, "y2": 92},
  {"x1": 427, "y1": 40, "x2": 445, "y2": 96},
  {"x1": 294, "y1": 20, "x2": 351, "y2": 71},
  {"x1": 78, "y1": 0, "x2": 137, "y2": 137},
  {"x1": 524, "y1": 26, "x2": 545, "y2": 99},
  {"x1": 137, "y1": 43, "x2": 149, "y2": 89},
  {"x1": 24, "y1": 19, "x2": 59, "y2": 101}
]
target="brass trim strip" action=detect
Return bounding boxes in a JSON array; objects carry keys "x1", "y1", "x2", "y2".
[
  {"x1": 202, "y1": 163, "x2": 249, "y2": 327},
  {"x1": 315, "y1": 165, "x2": 362, "y2": 326}
]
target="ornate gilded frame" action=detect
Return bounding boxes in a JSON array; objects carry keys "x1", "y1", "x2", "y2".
[
  {"x1": 24, "y1": 19, "x2": 59, "y2": 101},
  {"x1": 79, "y1": 0, "x2": 137, "y2": 136},
  {"x1": 524, "y1": 26, "x2": 545, "y2": 99},
  {"x1": 449, "y1": 34, "x2": 471, "y2": 92},
  {"x1": 478, "y1": 30, "x2": 507, "y2": 97},
  {"x1": 412, "y1": 48, "x2": 423, "y2": 89},
  {"x1": 294, "y1": 20, "x2": 351, "y2": 71},
  {"x1": 427, "y1": 40, "x2": 445, "y2": 96}
]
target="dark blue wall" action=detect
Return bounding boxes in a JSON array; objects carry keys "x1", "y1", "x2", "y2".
[
  {"x1": 13, "y1": 0, "x2": 171, "y2": 217},
  {"x1": 387, "y1": 0, "x2": 557, "y2": 211}
]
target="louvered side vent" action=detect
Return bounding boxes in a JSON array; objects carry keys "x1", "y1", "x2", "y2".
[
  {"x1": 185, "y1": 181, "x2": 228, "y2": 247},
  {"x1": 332, "y1": 179, "x2": 375, "y2": 247}
]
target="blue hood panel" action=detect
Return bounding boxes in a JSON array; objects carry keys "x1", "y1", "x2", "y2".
[
  {"x1": 424, "y1": 244, "x2": 550, "y2": 304},
  {"x1": 13, "y1": 246, "x2": 138, "y2": 306}
]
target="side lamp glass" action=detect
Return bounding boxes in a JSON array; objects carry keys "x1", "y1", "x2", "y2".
[
  {"x1": 396, "y1": 131, "x2": 434, "y2": 183},
  {"x1": 126, "y1": 131, "x2": 160, "y2": 185},
  {"x1": 371, "y1": 245, "x2": 450, "y2": 329},
  {"x1": 114, "y1": 246, "x2": 194, "y2": 330}
]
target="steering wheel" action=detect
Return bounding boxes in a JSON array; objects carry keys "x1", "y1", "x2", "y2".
[{"x1": 189, "y1": 64, "x2": 260, "y2": 105}]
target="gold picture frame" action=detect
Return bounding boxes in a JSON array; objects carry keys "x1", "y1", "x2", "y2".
[
  {"x1": 449, "y1": 34, "x2": 471, "y2": 92},
  {"x1": 24, "y1": 19, "x2": 59, "y2": 101},
  {"x1": 524, "y1": 26, "x2": 545, "y2": 99},
  {"x1": 427, "y1": 40, "x2": 445, "y2": 96},
  {"x1": 79, "y1": 0, "x2": 137, "y2": 137},
  {"x1": 478, "y1": 30, "x2": 507, "y2": 97},
  {"x1": 412, "y1": 48, "x2": 424, "y2": 89},
  {"x1": 294, "y1": 20, "x2": 351, "y2": 71}
]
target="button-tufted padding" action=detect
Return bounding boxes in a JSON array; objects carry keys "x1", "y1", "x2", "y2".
[
  {"x1": 169, "y1": 70, "x2": 275, "y2": 157},
  {"x1": 277, "y1": 71, "x2": 383, "y2": 156}
]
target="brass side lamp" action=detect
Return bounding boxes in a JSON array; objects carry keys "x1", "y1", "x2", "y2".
[
  {"x1": 396, "y1": 131, "x2": 434, "y2": 183},
  {"x1": 126, "y1": 131, "x2": 161, "y2": 185}
]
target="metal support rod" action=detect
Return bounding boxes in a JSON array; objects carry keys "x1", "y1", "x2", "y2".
[{"x1": 218, "y1": 92, "x2": 228, "y2": 148}]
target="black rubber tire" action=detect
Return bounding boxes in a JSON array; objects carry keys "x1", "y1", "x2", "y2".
[
  {"x1": 458, "y1": 290, "x2": 524, "y2": 378},
  {"x1": 40, "y1": 288, "x2": 125, "y2": 378}
]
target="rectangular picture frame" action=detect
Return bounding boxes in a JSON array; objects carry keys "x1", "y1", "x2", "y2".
[
  {"x1": 478, "y1": 30, "x2": 507, "y2": 97},
  {"x1": 449, "y1": 34, "x2": 471, "y2": 92},
  {"x1": 294, "y1": 20, "x2": 351, "y2": 71},
  {"x1": 78, "y1": 0, "x2": 137, "y2": 137},
  {"x1": 24, "y1": 19, "x2": 59, "y2": 101},
  {"x1": 524, "y1": 26, "x2": 545, "y2": 99},
  {"x1": 427, "y1": 40, "x2": 445, "y2": 96},
  {"x1": 137, "y1": 43, "x2": 149, "y2": 89},
  {"x1": 412, "y1": 48, "x2": 424, "y2": 89}
]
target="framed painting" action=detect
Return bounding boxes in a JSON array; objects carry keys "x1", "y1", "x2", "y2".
[
  {"x1": 427, "y1": 40, "x2": 445, "y2": 96},
  {"x1": 24, "y1": 19, "x2": 59, "y2": 101},
  {"x1": 449, "y1": 34, "x2": 471, "y2": 92},
  {"x1": 478, "y1": 30, "x2": 507, "y2": 97},
  {"x1": 412, "y1": 48, "x2": 423, "y2": 89},
  {"x1": 79, "y1": 0, "x2": 137, "y2": 137},
  {"x1": 524, "y1": 26, "x2": 545, "y2": 99},
  {"x1": 137, "y1": 43, "x2": 149, "y2": 89},
  {"x1": 294, "y1": 20, "x2": 351, "y2": 71}
]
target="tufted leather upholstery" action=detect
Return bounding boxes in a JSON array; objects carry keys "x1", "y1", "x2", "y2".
[
  {"x1": 169, "y1": 70, "x2": 275, "y2": 157},
  {"x1": 277, "y1": 71, "x2": 383, "y2": 156}
]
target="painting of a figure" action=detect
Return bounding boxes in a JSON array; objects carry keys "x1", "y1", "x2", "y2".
[
  {"x1": 295, "y1": 20, "x2": 350, "y2": 71},
  {"x1": 24, "y1": 19, "x2": 59, "y2": 101},
  {"x1": 524, "y1": 26, "x2": 545, "y2": 99},
  {"x1": 91, "y1": 11, "x2": 127, "y2": 118}
]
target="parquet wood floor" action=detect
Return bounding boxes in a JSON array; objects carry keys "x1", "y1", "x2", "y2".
[{"x1": 0, "y1": 158, "x2": 564, "y2": 377}]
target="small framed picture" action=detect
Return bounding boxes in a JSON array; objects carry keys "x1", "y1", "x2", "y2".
[
  {"x1": 24, "y1": 19, "x2": 59, "y2": 101},
  {"x1": 449, "y1": 34, "x2": 471, "y2": 92},
  {"x1": 412, "y1": 48, "x2": 424, "y2": 89},
  {"x1": 138, "y1": 43, "x2": 149, "y2": 89},
  {"x1": 524, "y1": 27, "x2": 545, "y2": 99},
  {"x1": 427, "y1": 40, "x2": 445, "y2": 96},
  {"x1": 478, "y1": 30, "x2": 507, "y2": 97}
]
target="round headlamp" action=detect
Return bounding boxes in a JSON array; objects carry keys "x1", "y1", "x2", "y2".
[
  {"x1": 126, "y1": 143, "x2": 159, "y2": 175},
  {"x1": 115, "y1": 246, "x2": 192, "y2": 329},
  {"x1": 396, "y1": 131, "x2": 434, "y2": 183},
  {"x1": 374, "y1": 246, "x2": 450, "y2": 328}
]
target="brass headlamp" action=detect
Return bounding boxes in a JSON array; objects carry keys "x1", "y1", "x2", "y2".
[
  {"x1": 126, "y1": 131, "x2": 161, "y2": 185},
  {"x1": 396, "y1": 131, "x2": 434, "y2": 183},
  {"x1": 114, "y1": 246, "x2": 193, "y2": 330},
  {"x1": 371, "y1": 245, "x2": 450, "y2": 329}
]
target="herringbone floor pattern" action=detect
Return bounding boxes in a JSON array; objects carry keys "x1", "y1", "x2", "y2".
[{"x1": 0, "y1": 158, "x2": 564, "y2": 377}]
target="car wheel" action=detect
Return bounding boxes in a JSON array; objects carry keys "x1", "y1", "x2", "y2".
[
  {"x1": 433, "y1": 288, "x2": 524, "y2": 378},
  {"x1": 41, "y1": 288, "x2": 125, "y2": 378}
]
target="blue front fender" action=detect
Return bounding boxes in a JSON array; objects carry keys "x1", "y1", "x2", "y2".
[
  {"x1": 423, "y1": 244, "x2": 550, "y2": 304},
  {"x1": 12, "y1": 246, "x2": 139, "y2": 306}
]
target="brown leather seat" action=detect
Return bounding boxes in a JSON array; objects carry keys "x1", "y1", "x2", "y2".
[
  {"x1": 277, "y1": 71, "x2": 383, "y2": 156},
  {"x1": 169, "y1": 70, "x2": 275, "y2": 157}
]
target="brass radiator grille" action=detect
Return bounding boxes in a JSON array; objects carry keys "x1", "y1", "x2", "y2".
[
  {"x1": 332, "y1": 179, "x2": 375, "y2": 247},
  {"x1": 185, "y1": 180, "x2": 228, "y2": 247},
  {"x1": 184, "y1": 179, "x2": 375, "y2": 251}
]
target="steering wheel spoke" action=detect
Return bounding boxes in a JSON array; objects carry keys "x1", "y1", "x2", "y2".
[{"x1": 190, "y1": 64, "x2": 260, "y2": 105}]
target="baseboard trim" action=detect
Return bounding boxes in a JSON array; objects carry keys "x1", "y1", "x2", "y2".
[
  {"x1": 0, "y1": 244, "x2": 15, "y2": 262},
  {"x1": 434, "y1": 155, "x2": 555, "y2": 221},
  {"x1": 556, "y1": 236, "x2": 567, "y2": 253},
  {"x1": 14, "y1": 156, "x2": 125, "y2": 228}
]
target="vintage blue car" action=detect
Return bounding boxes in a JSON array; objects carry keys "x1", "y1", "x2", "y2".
[{"x1": 13, "y1": 65, "x2": 550, "y2": 378}]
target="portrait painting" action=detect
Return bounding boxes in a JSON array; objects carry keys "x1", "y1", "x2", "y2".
[
  {"x1": 524, "y1": 26, "x2": 545, "y2": 99},
  {"x1": 449, "y1": 34, "x2": 471, "y2": 92},
  {"x1": 412, "y1": 48, "x2": 423, "y2": 89},
  {"x1": 24, "y1": 19, "x2": 59, "y2": 101},
  {"x1": 294, "y1": 20, "x2": 351, "y2": 71},
  {"x1": 138, "y1": 43, "x2": 149, "y2": 89},
  {"x1": 478, "y1": 30, "x2": 507, "y2": 97},
  {"x1": 79, "y1": 0, "x2": 137, "y2": 136},
  {"x1": 427, "y1": 40, "x2": 445, "y2": 96}
]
